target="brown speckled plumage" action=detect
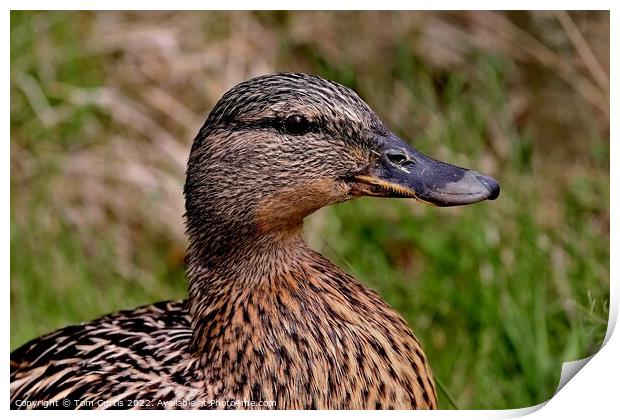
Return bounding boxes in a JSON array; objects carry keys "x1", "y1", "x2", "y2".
[{"x1": 11, "y1": 73, "x2": 500, "y2": 409}]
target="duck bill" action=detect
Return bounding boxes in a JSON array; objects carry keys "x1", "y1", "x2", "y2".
[{"x1": 350, "y1": 133, "x2": 500, "y2": 207}]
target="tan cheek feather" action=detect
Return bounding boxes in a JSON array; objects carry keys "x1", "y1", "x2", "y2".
[{"x1": 255, "y1": 178, "x2": 349, "y2": 232}]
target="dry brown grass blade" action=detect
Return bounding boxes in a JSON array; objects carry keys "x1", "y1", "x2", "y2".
[
  {"x1": 555, "y1": 11, "x2": 610, "y2": 98},
  {"x1": 140, "y1": 87, "x2": 201, "y2": 132},
  {"x1": 50, "y1": 82, "x2": 188, "y2": 170},
  {"x1": 469, "y1": 11, "x2": 609, "y2": 119}
]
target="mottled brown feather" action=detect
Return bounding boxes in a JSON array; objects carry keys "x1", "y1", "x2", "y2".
[{"x1": 11, "y1": 73, "x2": 438, "y2": 410}]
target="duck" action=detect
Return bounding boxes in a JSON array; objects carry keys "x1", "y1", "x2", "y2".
[{"x1": 10, "y1": 73, "x2": 499, "y2": 410}]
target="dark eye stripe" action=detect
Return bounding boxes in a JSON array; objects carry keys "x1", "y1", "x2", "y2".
[
  {"x1": 218, "y1": 117, "x2": 279, "y2": 131},
  {"x1": 218, "y1": 116, "x2": 324, "y2": 136}
]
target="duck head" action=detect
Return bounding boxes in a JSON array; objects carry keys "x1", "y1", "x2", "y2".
[{"x1": 185, "y1": 73, "x2": 499, "y2": 251}]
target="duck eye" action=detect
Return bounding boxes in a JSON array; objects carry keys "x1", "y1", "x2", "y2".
[{"x1": 283, "y1": 114, "x2": 311, "y2": 135}]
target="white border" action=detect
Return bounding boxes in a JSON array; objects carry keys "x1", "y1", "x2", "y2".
[
  {"x1": 4, "y1": 3, "x2": 616, "y2": 417},
  {"x1": 1, "y1": 1, "x2": 617, "y2": 11}
]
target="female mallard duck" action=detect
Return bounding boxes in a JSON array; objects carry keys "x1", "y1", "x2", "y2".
[{"x1": 11, "y1": 73, "x2": 499, "y2": 410}]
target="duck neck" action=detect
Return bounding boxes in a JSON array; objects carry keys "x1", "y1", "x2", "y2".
[{"x1": 185, "y1": 222, "x2": 311, "y2": 355}]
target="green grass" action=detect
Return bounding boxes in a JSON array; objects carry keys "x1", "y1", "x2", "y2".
[{"x1": 10, "y1": 11, "x2": 609, "y2": 410}]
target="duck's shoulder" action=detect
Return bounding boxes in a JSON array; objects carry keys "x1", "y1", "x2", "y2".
[
  {"x1": 10, "y1": 300, "x2": 204, "y2": 409},
  {"x1": 11, "y1": 300, "x2": 192, "y2": 368}
]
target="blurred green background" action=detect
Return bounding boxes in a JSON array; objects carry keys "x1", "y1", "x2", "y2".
[{"x1": 10, "y1": 11, "x2": 609, "y2": 409}]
